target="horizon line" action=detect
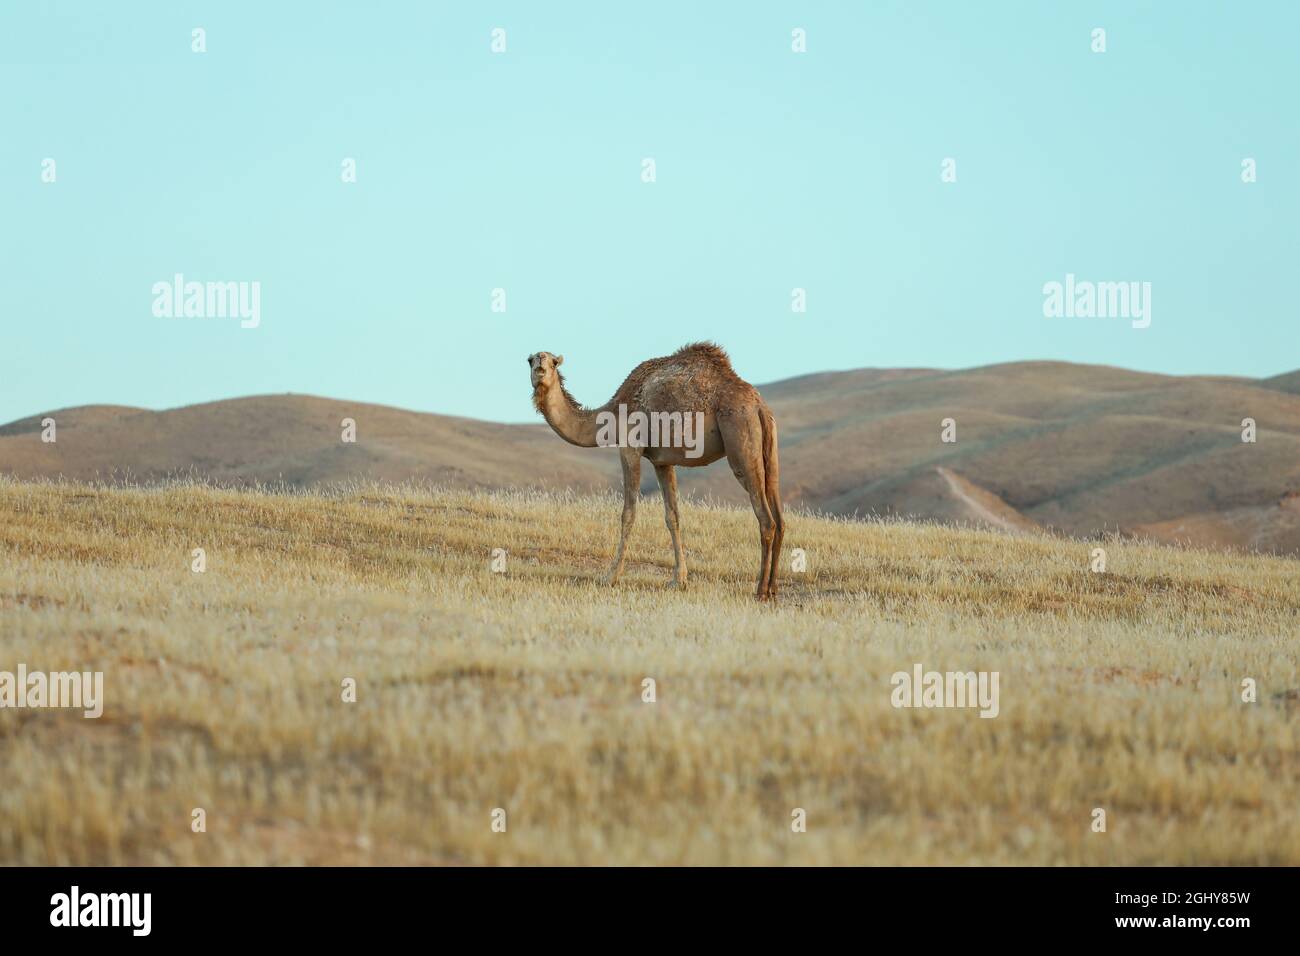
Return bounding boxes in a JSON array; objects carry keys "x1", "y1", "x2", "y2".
[{"x1": 4, "y1": 356, "x2": 1295, "y2": 430}]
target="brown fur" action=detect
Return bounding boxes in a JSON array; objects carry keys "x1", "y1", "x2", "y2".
[{"x1": 528, "y1": 343, "x2": 785, "y2": 600}]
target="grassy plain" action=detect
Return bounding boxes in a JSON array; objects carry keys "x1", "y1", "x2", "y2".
[{"x1": 1, "y1": 478, "x2": 1297, "y2": 864}]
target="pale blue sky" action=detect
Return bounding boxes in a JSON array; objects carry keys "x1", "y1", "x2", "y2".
[{"x1": 2, "y1": 1, "x2": 1296, "y2": 426}]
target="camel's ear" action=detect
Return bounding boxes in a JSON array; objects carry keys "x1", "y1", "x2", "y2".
[{"x1": 554, "y1": 354, "x2": 564, "y2": 367}]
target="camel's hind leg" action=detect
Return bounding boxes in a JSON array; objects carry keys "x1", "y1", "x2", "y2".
[
  {"x1": 718, "y1": 408, "x2": 776, "y2": 600},
  {"x1": 654, "y1": 463, "x2": 687, "y2": 589},
  {"x1": 605, "y1": 447, "x2": 641, "y2": 586},
  {"x1": 763, "y1": 414, "x2": 784, "y2": 599}
]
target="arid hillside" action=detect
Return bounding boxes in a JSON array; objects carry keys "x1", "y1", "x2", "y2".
[
  {"x1": 677, "y1": 361, "x2": 1300, "y2": 554},
  {"x1": 0, "y1": 395, "x2": 611, "y2": 494},
  {"x1": 3, "y1": 360, "x2": 1298, "y2": 553}
]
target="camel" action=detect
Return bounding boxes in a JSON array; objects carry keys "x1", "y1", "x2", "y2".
[{"x1": 529, "y1": 342, "x2": 784, "y2": 600}]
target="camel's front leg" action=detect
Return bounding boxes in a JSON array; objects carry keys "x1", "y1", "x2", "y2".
[
  {"x1": 605, "y1": 449, "x2": 641, "y2": 585},
  {"x1": 654, "y1": 463, "x2": 687, "y2": 589}
]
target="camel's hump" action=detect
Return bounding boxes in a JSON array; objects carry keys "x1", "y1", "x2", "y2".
[{"x1": 670, "y1": 341, "x2": 733, "y2": 367}]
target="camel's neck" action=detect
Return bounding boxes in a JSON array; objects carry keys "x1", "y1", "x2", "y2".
[{"x1": 535, "y1": 380, "x2": 604, "y2": 448}]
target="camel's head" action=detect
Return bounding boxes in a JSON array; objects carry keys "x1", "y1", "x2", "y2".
[{"x1": 527, "y1": 351, "x2": 564, "y2": 390}]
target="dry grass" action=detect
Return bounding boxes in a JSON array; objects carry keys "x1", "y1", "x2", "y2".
[{"x1": 1, "y1": 476, "x2": 1298, "y2": 865}]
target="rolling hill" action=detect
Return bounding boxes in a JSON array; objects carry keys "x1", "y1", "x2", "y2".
[
  {"x1": 0, "y1": 395, "x2": 612, "y2": 494},
  {"x1": 3, "y1": 360, "x2": 1298, "y2": 554},
  {"x1": 673, "y1": 361, "x2": 1300, "y2": 555}
]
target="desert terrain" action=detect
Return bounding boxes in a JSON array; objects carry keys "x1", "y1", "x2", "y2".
[
  {"x1": 1, "y1": 478, "x2": 1297, "y2": 865},
  {"x1": 4, "y1": 360, "x2": 1297, "y2": 555}
]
